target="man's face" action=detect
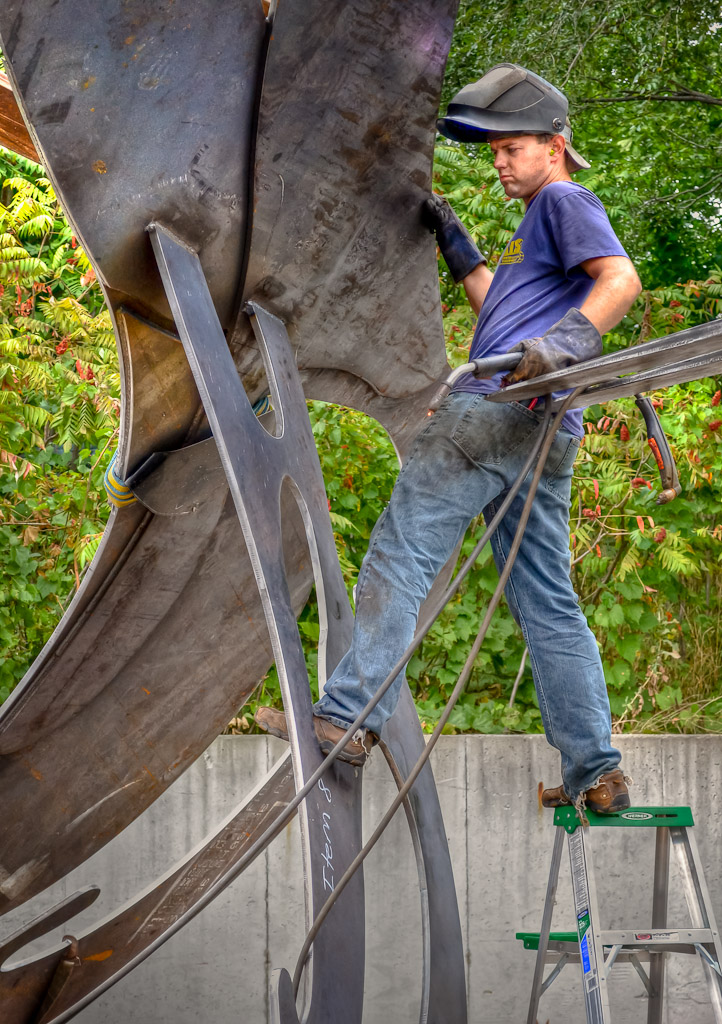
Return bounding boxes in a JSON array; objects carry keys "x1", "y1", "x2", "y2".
[{"x1": 489, "y1": 135, "x2": 556, "y2": 202}]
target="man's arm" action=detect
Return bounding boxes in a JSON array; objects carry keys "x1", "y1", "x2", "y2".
[
  {"x1": 461, "y1": 262, "x2": 494, "y2": 317},
  {"x1": 504, "y1": 255, "x2": 642, "y2": 386},
  {"x1": 578, "y1": 255, "x2": 642, "y2": 334}
]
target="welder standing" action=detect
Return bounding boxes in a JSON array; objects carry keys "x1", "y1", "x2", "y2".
[{"x1": 258, "y1": 63, "x2": 642, "y2": 816}]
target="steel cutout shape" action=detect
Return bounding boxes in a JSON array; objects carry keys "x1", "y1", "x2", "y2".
[
  {"x1": 8, "y1": 0, "x2": 722, "y2": 1020},
  {"x1": 149, "y1": 224, "x2": 466, "y2": 1021},
  {"x1": 151, "y1": 225, "x2": 367, "y2": 1021},
  {"x1": 0, "y1": 0, "x2": 469, "y2": 995}
]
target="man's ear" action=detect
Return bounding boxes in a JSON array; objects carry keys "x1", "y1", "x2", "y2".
[{"x1": 550, "y1": 133, "x2": 566, "y2": 159}]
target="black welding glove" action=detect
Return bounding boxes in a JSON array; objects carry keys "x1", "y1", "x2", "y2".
[
  {"x1": 421, "y1": 194, "x2": 486, "y2": 284},
  {"x1": 504, "y1": 308, "x2": 602, "y2": 385}
]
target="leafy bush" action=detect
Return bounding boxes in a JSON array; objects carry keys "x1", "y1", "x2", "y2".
[
  {"x1": 2, "y1": 131, "x2": 722, "y2": 738},
  {"x1": 242, "y1": 144, "x2": 722, "y2": 737},
  {"x1": 0, "y1": 149, "x2": 118, "y2": 699}
]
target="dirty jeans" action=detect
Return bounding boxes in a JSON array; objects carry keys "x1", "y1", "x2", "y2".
[{"x1": 313, "y1": 392, "x2": 621, "y2": 800}]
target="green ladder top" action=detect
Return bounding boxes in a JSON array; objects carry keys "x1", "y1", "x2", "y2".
[
  {"x1": 516, "y1": 931, "x2": 578, "y2": 950},
  {"x1": 553, "y1": 804, "x2": 694, "y2": 834}
]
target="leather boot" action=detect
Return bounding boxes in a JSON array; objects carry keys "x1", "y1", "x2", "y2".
[
  {"x1": 541, "y1": 769, "x2": 630, "y2": 814},
  {"x1": 255, "y1": 706, "x2": 374, "y2": 767}
]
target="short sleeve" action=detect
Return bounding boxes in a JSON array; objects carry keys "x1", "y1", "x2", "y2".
[{"x1": 547, "y1": 189, "x2": 629, "y2": 275}]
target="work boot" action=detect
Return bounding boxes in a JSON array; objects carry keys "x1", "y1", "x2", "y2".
[
  {"x1": 254, "y1": 706, "x2": 374, "y2": 767},
  {"x1": 541, "y1": 769, "x2": 631, "y2": 814}
]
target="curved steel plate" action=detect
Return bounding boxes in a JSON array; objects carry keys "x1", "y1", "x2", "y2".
[
  {"x1": 151, "y1": 236, "x2": 367, "y2": 1021},
  {"x1": 0, "y1": 756, "x2": 296, "y2": 1024},
  {"x1": 380, "y1": 688, "x2": 468, "y2": 1024},
  {"x1": 0, "y1": 700, "x2": 466, "y2": 1023},
  {"x1": 0, "y1": 3, "x2": 466, "y2": 1019},
  {"x1": 233, "y1": 0, "x2": 457, "y2": 398},
  {"x1": 0, "y1": 0, "x2": 456, "y2": 922},
  {"x1": 0, "y1": 483, "x2": 314, "y2": 914},
  {"x1": 0, "y1": 0, "x2": 266, "y2": 328}
]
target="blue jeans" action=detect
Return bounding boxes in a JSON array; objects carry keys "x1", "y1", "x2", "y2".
[{"x1": 314, "y1": 392, "x2": 621, "y2": 799}]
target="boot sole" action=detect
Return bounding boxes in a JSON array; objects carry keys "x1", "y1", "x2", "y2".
[
  {"x1": 257, "y1": 716, "x2": 368, "y2": 767},
  {"x1": 318, "y1": 738, "x2": 369, "y2": 767},
  {"x1": 255, "y1": 719, "x2": 289, "y2": 743}
]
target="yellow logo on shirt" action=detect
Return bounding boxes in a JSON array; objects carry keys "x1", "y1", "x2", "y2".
[{"x1": 500, "y1": 237, "x2": 525, "y2": 264}]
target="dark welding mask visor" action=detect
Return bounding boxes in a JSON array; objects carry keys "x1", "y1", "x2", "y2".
[{"x1": 437, "y1": 63, "x2": 590, "y2": 169}]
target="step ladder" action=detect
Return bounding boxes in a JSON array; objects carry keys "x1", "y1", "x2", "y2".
[{"x1": 517, "y1": 806, "x2": 722, "y2": 1023}]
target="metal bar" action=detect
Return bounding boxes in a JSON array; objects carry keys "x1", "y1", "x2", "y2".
[
  {"x1": 630, "y1": 954, "x2": 654, "y2": 997},
  {"x1": 527, "y1": 827, "x2": 565, "y2": 1024},
  {"x1": 541, "y1": 950, "x2": 668, "y2": 965},
  {"x1": 600, "y1": 930, "x2": 712, "y2": 947},
  {"x1": 695, "y1": 945, "x2": 722, "y2": 977},
  {"x1": 540, "y1": 946, "x2": 705, "y2": 960},
  {"x1": 672, "y1": 827, "x2": 722, "y2": 1022},
  {"x1": 487, "y1": 318, "x2": 722, "y2": 402},
  {"x1": 568, "y1": 827, "x2": 612, "y2": 1024},
  {"x1": 568, "y1": 350, "x2": 722, "y2": 409},
  {"x1": 378, "y1": 686, "x2": 467, "y2": 1024},
  {"x1": 647, "y1": 827, "x2": 670, "y2": 1024},
  {"x1": 150, "y1": 224, "x2": 366, "y2": 1023},
  {"x1": 540, "y1": 953, "x2": 571, "y2": 995},
  {"x1": 603, "y1": 944, "x2": 623, "y2": 979}
]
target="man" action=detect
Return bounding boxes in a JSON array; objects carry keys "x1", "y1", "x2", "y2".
[{"x1": 257, "y1": 64, "x2": 641, "y2": 816}]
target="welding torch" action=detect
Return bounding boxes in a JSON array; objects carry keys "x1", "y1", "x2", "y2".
[{"x1": 428, "y1": 355, "x2": 681, "y2": 504}]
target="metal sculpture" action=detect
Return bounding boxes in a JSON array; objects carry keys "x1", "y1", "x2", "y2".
[
  {"x1": 3, "y1": 1, "x2": 721, "y2": 1020},
  {"x1": 0, "y1": 0, "x2": 466, "y2": 1020}
]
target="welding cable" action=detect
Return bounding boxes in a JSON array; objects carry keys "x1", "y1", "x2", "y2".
[
  {"x1": 220, "y1": 396, "x2": 556, "y2": 861},
  {"x1": 291, "y1": 387, "x2": 582, "y2": 996},
  {"x1": 78, "y1": 394, "x2": 567, "y2": 1010}
]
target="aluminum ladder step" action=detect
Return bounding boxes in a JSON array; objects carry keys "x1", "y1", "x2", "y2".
[{"x1": 519, "y1": 805, "x2": 722, "y2": 1024}]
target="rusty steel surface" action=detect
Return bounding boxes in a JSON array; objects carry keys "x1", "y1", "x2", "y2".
[
  {"x1": 0, "y1": 754, "x2": 296, "y2": 1024},
  {"x1": 0, "y1": 704, "x2": 465, "y2": 1024},
  {"x1": 0, "y1": 0, "x2": 466, "y2": 1021},
  {"x1": 0, "y1": 0, "x2": 266, "y2": 330},
  {"x1": 232, "y1": 0, "x2": 456, "y2": 400}
]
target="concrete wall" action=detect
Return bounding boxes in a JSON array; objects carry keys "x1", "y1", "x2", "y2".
[{"x1": 4, "y1": 735, "x2": 722, "y2": 1023}]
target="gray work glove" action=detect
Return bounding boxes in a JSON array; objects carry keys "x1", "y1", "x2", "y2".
[
  {"x1": 503, "y1": 308, "x2": 602, "y2": 385},
  {"x1": 421, "y1": 194, "x2": 486, "y2": 284}
]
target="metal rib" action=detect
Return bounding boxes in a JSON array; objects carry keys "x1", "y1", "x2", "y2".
[{"x1": 487, "y1": 319, "x2": 722, "y2": 403}]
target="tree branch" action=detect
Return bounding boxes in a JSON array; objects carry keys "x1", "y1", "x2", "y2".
[
  {"x1": 562, "y1": 14, "x2": 611, "y2": 87},
  {"x1": 644, "y1": 171, "x2": 722, "y2": 207},
  {"x1": 578, "y1": 90, "x2": 722, "y2": 107}
]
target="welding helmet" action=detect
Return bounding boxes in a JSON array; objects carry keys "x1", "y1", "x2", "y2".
[{"x1": 437, "y1": 63, "x2": 590, "y2": 171}]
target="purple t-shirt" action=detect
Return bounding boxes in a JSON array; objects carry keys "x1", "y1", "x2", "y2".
[{"x1": 452, "y1": 181, "x2": 630, "y2": 436}]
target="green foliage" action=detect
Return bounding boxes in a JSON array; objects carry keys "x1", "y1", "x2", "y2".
[
  {"x1": 443, "y1": 0, "x2": 722, "y2": 287},
  {"x1": 0, "y1": 148, "x2": 119, "y2": 699},
  {"x1": 244, "y1": 136, "x2": 722, "y2": 737},
  {"x1": 4, "y1": 4, "x2": 722, "y2": 740}
]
